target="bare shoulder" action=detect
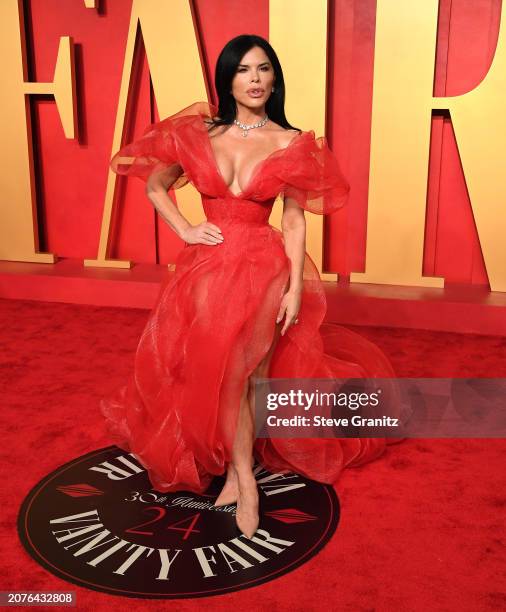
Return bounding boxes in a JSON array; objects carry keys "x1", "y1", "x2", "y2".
[{"x1": 267, "y1": 120, "x2": 301, "y2": 147}]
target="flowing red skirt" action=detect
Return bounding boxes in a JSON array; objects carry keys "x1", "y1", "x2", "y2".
[{"x1": 100, "y1": 212, "x2": 401, "y2": 494}]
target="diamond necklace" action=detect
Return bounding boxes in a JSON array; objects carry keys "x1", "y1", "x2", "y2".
[{"x1": 233, "y1": 115, "x2": 269, "y2": 137}]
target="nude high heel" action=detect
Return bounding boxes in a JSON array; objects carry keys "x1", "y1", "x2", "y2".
[
  {"x1": 214, "y1": 479, "x2": 239, "y2": 507},
  {"x1": 235, "y1": 475, "x2": 259, "y2": 539},
  {"x1": 214, "y1": 457, "x2": 255, "y2": 507}
]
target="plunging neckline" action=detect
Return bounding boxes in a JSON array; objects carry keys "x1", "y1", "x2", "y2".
[{"x1": 201, "y1": 119, "x2": 304, "y2": 199}]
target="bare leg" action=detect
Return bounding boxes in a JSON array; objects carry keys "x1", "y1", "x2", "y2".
[
  {"x1": 232, "y1": 382, "x2": 258, "y2": 538},
  {"x1": 213, "y1": 382, "x2": 255, "y2": 507},
  {"x1": 228, "y1": 323, "x2": 283, "y2": 538},
  {"x1": 214, "y1": 431, "x2": 252, "y2": 507}
]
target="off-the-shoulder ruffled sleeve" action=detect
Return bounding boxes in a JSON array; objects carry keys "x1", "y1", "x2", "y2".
[
  {"x1": 276, "y1": 131, "x2": 350, "y2": 215},
  {"x1": 110, "y1": 101, "x2": 217, "y2": 189}
]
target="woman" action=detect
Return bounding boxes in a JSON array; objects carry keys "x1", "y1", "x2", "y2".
[{"x1": 101, "y1": 34, "x2": 401, "y2": 540}]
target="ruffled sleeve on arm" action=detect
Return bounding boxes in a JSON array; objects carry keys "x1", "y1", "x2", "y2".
[
  {"x1": 279, "y1": 132, "x2": 350, "y2": 215},
  {"x1": 110, "y1": 116, "x2": 189, "y2": 189}
]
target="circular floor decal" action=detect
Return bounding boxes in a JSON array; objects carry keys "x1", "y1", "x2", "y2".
[{"x1": 18, "y1": 446, "x2": 339, "y2": 599}]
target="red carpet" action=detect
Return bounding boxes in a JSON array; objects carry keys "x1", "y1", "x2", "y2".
[{"x1": 1, "y1": 297, "x2": 505, "y2": 610}]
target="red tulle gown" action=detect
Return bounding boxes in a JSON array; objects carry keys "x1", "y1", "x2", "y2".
[{"x1": 100, "y1": 101, "x2": 401, "y2": 494}]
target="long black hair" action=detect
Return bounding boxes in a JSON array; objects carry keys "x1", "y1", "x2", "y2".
[{"x1": 208, "y1": 34, "x2": 300, "y2": 133}]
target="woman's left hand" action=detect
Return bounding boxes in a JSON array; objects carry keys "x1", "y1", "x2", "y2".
[{"x1": 276, "y1": 289, "x2": 302, "y2": 336}]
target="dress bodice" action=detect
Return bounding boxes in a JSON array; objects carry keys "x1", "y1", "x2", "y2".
[
  {"x1": 110, "y1": 100, "x2": 351, "y2": 217},
  {"x1": 202, "y1": 195, "x2": 275, "y2": 226}
]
